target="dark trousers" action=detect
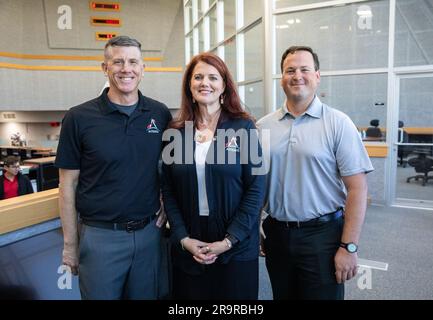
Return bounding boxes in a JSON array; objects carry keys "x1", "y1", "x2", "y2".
[
  {"x1": 172, "y1": 258, "x2": 258, "y2": 300},
  {"x1": 172, "y1": 216, "x2": 258, "y2": 300},
  {"x1": 263, "y1": 216, "x2": 344, "y2": 300}
]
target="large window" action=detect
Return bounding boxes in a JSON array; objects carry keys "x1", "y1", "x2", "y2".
[
  {"x1": 275, "y1": 73, "x2": 388, "y2": 128},
  {"x1": 243, "y1": 0, "x2": 262, "y2": 26},
  {"x1": 275, "y1": 1, "x2": 389, "y2": 72},
  {"x1": 399, "y1": 77, "x2": 433, "y2": 127},
  {"x1": 394, "y1": 0, "x2": 433, "y2": 67},
  {"x1": 185, "y1": 0, "x2": 193, "y2": 33},
  {"x1": 319, "y1": 74, "x2": 388, "y2": 128},
  {"x1": 184, "y1": 0, "x2": 264, "y2": 119},
  {"x1": 244, "y1": 23, "x2": 263, "y2": 80},
  {"x1": 273, "y1": 0, "x2": 389, "y2": 132},
  {"x1": 224, "y1": 37, "x2": 237, "y2": 81},
  {"x1": 209, "y1": 7, "x2": 218, "y2": 48},
  {"x1": 224, "y1": 0, "x2": 236, "y2": 38},
  {"x1": 242, "y1": 81, "x2": 264, "y2": 119},
  {"x1": 274, "y1": 0, "x2": 323, "y2": 10}
]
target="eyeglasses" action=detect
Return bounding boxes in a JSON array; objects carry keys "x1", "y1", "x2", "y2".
[{"x1": 6, "y1": 165, "x2": 20, "y2": 169}]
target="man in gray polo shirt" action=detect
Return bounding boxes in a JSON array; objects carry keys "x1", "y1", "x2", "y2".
[{"x1": 257, "y1": 46, "x2": 373, "y2": 300}]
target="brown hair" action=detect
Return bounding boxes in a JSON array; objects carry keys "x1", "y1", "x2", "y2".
[
  {"x1": 170, "y1": 52, "x2": 251, "y2": 129},
  {"x1": 280, "y1": 46, "x2": 320, "y2": 73},
  {"x1": 4, "y1": 155, "x2": 20, "y2": 167}
]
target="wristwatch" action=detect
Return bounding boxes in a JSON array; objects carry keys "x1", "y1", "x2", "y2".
[
  {"x1": 340, "y1": 242, "x2": 358, "y2": 253},
  {"x1": 225, "y1": 234, "x2": 239, "y2": 248}
]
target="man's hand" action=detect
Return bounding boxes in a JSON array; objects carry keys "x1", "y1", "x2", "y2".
[
  {"x1": 62, "y1": 243, "x2": 79, "y2": 275},
  {"x1": 334, "y1": 248, "x2": 358, "y2": 284},
  {"x1": 259, "y1": 210, "x2": 268, "y2": 257},
  {"x1": 156, "y1": 209, "x2": 167, "y2": 228},
  {"x1": 259, "y1": 220, "x2": 266, "y2": 257}
]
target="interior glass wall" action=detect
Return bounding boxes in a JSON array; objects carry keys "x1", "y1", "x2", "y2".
[
  {"x1": 270, "y1": 0, "x2": 433, "y2": 207},
  {"x1": 275, "y1": 1, "x2": 389, "y2": 72},
  {"x1": 184, "y1": 0, "x2": 264, "y2": 119},
  {"x1": 394, "y1": 0, "x2": 433, "y2": 67}
]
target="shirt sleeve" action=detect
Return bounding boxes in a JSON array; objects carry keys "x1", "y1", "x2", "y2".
[
  {"x1": 55, "y1": 110, "x2": 82, "y2": 170},
  {"x1": 161, "y1": 157, "x2": 189, "y2": 244},
  {"x1": 335, "y1": 114, "x2": 374, "y2": 177},
  {"x1": 226, "y1": 119, "x2": 266, "y2": 242}
]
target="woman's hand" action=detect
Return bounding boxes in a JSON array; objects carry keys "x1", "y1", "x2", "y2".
[
  {"x1": 192, "y1": 239, "x2": 231, "y2": 264},
  {"x1": 181, "y1": 237, "x2": 218, "y2": 264}
]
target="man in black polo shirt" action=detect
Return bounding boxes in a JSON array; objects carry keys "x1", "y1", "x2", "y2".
[{"x1": 55, "y1": 36, "x2": 172, "y2": 299}]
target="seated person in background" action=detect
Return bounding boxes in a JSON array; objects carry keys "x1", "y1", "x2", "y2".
[
  {"x1": 365, "y1": 119, "x2": 383, "y2": 138},
  {"x1": 0, "y1": 156, "x2": 34, "y2": 200}
]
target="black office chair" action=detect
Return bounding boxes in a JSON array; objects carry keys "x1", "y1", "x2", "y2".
[
  {"x1": 398, "y1": 120, "x2": 414, "y2": 167},
  {"x1": 365, "y1": 119, "x2": 383, "y2": 138},
  {"x1": 406, "y1": 152, "x2": 433, "y2": 186}
]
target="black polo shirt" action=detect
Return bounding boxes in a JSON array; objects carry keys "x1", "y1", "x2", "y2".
[{"x1": 55, "y1": 88, "x2": 172, "y2": 222}]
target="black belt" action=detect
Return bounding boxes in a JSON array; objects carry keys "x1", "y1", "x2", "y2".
[
  {"x1": 81, "y1": 215, "x2": 157, "y2": 232},
  {"x1": 270, "y1": 208, "x2": 343, "y2": 228}
]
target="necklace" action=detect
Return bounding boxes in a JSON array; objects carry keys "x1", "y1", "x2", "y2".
[
  {"x1": 195, "y1": 109, "x2": 221, "y2": 142},
  {"x1": 195, "y1": 128, "x2": 213, "y2": 143}
]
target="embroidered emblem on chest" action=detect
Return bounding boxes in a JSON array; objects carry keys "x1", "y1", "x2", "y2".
[
  {"x1": 146, "y1": 118, "x2": 160, "y2": 133},
  {"x1": 225, "y1": 136, "x2": 240, "y2": 152}
]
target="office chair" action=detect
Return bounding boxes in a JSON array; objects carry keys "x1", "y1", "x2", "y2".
[
  {"x1": 365, "y1": 119, "x2": 383, "y2": 138},
  {"x1": 398, "y1": 120, "x2": 414, "y2": 167},
  {"x1": 406, "y1": 152, "x2": 433, "y2": 186}
]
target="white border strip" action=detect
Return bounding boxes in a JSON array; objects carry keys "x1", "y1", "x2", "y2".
[{"x1": 358, "y1": 258, "x2": 389, "y2": 271}]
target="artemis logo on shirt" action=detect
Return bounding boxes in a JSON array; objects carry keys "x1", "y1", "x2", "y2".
[
  {"x1": 225, "y1": 136, "x2": 239, "y2": 152},
  {"x1": 146, "y1": 118, "x2": 160, "y2": 133}
]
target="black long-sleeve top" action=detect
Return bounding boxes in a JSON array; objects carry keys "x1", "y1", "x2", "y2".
[{"x1": 162, "y1": 116, "x2": 265, "y2": 274}]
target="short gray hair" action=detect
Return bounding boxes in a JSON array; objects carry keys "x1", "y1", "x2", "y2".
[{"x1": 104, "y1": 35, "x2": 142, "y2": 59}]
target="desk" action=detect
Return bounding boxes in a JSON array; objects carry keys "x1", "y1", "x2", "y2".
[
  {"x1": 23, "y1": 157, "x2": 57, "y2": 191},
  {"x1": 404, "y1": 127, "x2": 433, "y2": 144},
  {"x1": 32, "y1": 151, "x2": 52, "y2": 157},
  {"x1": 0, "y1": 146, "x2": 53, "y2": 160},
  {"x1": 404, "y1": 127, "x2": 433, "y2": 135},
  {"x1": 23, "y1": 156, "x2": 56, "y2": 165},
  {"x1": 363, "y1": 136, "x2": 386, "y2": 142},
  {"x1": 358, "y1": 127, "x2": 386, "y2": 132}
]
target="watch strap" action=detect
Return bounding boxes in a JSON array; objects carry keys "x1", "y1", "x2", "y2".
[{"x1": 225, "y1": 233, "x2": 239, "y2": 246}]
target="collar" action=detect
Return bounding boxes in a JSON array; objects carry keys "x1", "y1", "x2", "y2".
[
  {"x1": 99, "y1": 87, "x2": 149, "y2": 115},
  {"x1": 278, "y1": 95, "x2": 323, "y2": 120},
  {"x1": 4, "y1": 173, "x2": 17, "y2": 182}
]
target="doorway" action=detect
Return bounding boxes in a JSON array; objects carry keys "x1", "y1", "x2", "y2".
[{"x1": 392, "y1": 73, "x2": 433, "y2": 208}]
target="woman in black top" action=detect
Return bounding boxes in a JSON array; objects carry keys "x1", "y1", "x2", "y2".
[{"x1": 162, "y1": 52, "x2": 265, "y2": 299}]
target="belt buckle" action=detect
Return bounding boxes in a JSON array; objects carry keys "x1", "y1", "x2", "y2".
[
  {"x1": 284, "y1": 221, "x2": 301, "y2": 228},
  {"x1": 125, "y1": 220, "x2": 140, "y2": 232}
]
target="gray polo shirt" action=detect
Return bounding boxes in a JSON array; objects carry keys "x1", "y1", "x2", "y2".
[{"x1": 257, "y1": 96, "x2": 373, "y2": 222}]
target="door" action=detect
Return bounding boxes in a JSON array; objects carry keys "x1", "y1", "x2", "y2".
[{"x1": 393, "y1": 73, "x2": 433, "y2": 208}]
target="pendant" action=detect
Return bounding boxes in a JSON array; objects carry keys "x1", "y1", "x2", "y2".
[{"x1": 195, "y1": 132, "x2": 205, "y2": 143}]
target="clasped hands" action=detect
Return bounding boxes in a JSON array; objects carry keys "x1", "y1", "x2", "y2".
[{"x1": 181, "y1": 237, "x2": 229, "y2": 265}]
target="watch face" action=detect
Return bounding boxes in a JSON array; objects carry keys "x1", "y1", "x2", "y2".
[{"x1": 347, "y1": 243, "x2": 357, "y2": 253}]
